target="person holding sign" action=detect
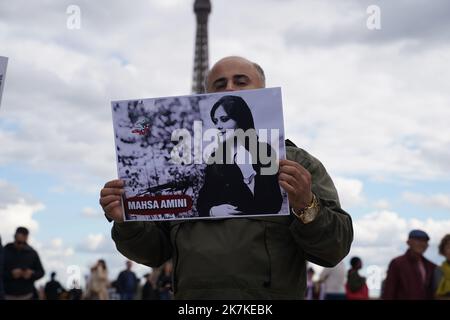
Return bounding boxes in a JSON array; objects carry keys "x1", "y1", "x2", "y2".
[{"x1": 100, "y1": 56, "x2": 353, "y2": 299}]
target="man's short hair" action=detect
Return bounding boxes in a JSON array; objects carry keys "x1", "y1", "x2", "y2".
[
  {"x1": 15, "y1": 226, "x2": 29, "y2": 236},
  {"x1": 439, "y1": 234, "x2": 450, "y2": 255}
]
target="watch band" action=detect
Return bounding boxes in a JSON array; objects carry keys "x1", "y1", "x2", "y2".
[{"x1": 291, "y1": 193, "x2": 320, "y2": 224}]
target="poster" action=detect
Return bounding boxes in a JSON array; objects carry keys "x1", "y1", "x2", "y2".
[
  {"x1": 111, "y1": 87, "x2": 289, "y2": 221},
  {"x1": 0, "y1": 56, "x2": 8, "y2": 107}
]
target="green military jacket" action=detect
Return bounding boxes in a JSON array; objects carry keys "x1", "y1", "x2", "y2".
[{"x1": 111, "y1": 142, "x2": 353, "y2": 299}]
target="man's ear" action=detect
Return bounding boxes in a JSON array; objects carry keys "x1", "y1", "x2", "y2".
[{"x1": 406, "y1": 239, "x2": 412, "y2": 246}]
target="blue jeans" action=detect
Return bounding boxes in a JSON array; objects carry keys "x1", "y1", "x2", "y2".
[
  {"x1": 325, "y1": 293, "x2": 346, "y2": 300},
  {"x1": 120, "y1": 292, "x2": 135, "y2": 300}
]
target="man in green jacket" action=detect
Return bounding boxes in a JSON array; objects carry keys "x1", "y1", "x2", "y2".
[{"x1": 100, "y1": 56, "x2": 353, "y2": 299}]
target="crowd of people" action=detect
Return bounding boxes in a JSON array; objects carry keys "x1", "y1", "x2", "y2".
[
  {"x1": 37, "y1": 259, "x2": 174, "y2": 300},
  {"x1": 0, "y1": 226, "x2": 449, "y2": 300},
  {"x1": 0, "y1": 227, "x2": 176, "y2": 300},
  {"x1": 305, "y1": 230, "x2": 450, "y2": 300},
  {"x1": 40, "y1": 259, "x2": 174, "y2": 300}
]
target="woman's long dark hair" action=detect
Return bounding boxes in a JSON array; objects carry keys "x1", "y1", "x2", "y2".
[
  {"x1": 210, "y1": 95, "x2": 255, "y2": 131},
  {"x1": 209, "y1": 95, "x2": 275, "y2": 171}
]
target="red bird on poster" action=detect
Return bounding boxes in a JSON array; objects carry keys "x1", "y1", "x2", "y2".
[{"x1": 131, "y1": 119, "x2": 151, "y2": 136}]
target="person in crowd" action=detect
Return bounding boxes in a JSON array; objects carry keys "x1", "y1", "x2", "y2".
[
  {"x1": 44, "y1": 271, "x2": 65, "y2": 300},
  {"x1": 3, "y1": 227, "x2": 45, "y2": 300},
  {"x1": 305, "y1": 267, "x2": 316, "y2": 300},
  {"x1": 434, "y1": 234, "x2": 450, "y2": 299},
  {"x1": 87, "y1": 259, "x2": 109, "y2": 300},
  {"x1": 158, "y1": 261, "x2": 173, "y2": 300},
  {"x1": 101, "y1": 56, "x2": 353, "y2": 299},
  {"x1": 345, "y1": 256, "x2": 369, "y2": 300},
  {"x1": 67, "y1": 280, "x2": 83, "y2": 300},
  {"x1": 116, "y1": 260, "x2": 139, "y2": 300},
  {"x1": 382, "y1": 229, "x2": 436, "y2": 300},
  {"x1": 319, "y1": 260, "x2": 346, "y2": 300},
  {"x1": 142, "y1": 271, "x2": 160, "y2": 300}
]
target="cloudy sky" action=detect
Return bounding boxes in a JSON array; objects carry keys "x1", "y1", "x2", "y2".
[{"x1": 0, "y1": 0, "x2": 449, "y2": 296}]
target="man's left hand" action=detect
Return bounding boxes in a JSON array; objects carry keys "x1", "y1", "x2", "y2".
[
  {"x1": 23, "y1": 269, "x2": 34, "y2": 280},
  {"x1": 278, "y1": 159, "x2": 313, "y2": 210}
]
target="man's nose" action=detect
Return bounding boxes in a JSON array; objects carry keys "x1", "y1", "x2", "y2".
[{"x1": 224, "y1": 81, "x2": 236, "y2": 91}]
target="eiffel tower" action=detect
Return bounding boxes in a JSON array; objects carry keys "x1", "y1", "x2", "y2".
[{"x1": 192, "y1": 0, "x2": 212, "y2": 93}]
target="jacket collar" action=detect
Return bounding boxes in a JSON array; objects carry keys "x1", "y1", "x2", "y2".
[{"x1": 405, "y1": 248, "x2": 424, "y2": 262}]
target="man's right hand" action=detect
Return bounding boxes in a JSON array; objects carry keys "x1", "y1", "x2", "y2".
[{"x1": 99, "y1": 179, "x2": 125, "y2": 223}]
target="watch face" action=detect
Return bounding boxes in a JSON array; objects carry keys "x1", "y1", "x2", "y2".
[
  {"x1": 306, "y1": 204, "x2": 320, "y2": 222},
  {"x1": 291, "y1": 194, "x2": 320, "y2": 223}
]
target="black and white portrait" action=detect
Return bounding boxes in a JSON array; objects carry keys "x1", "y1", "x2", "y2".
[
  {"x1": 197, "y1": 94, "x2": 287, "y2": 217},
  {"x1": 111, "y1": 87, "x2": 288, "y2": 221}
]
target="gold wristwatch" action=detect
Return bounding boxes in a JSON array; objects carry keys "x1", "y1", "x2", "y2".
[{"x1": 291, "y1": 193, "x2": 320, "y2": 224}]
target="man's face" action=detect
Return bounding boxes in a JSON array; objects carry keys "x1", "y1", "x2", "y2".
[
  {"x1": 14, "y1": 233, "x2": 28, "y2": 250},
  {"x1": 206, "y1": 57, "x2": 264, "y2": 93},
  {"x1": 126, "y1": 261, "x2": 132, "y2": 270},
  {"x1": 443, "y1": 242, "x2": 450, "y2": 261},
  {"x1": 407, "y1": 238, "x2": 429, "y2": 256}
]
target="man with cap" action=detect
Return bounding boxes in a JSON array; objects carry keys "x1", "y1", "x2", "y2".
[{"x1": 382, "y1": 229, "x2": 436, "y2": 299}]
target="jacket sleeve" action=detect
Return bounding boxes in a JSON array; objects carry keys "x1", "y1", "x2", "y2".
[
  {"x1": 381, "y1": 259, "x2": 399, "y2": 300},
  {"x1": 432, "y1": 267, "x2": 443, "y2": 296},
  {"x1": 31, "y1": 251, "x2": 45, "y2": 281},
  {"x1": 288, "y1": 147, "x2": 353, "y2": 267},
  {"x1": 111, "y1": 221, "x2": 172, "y2": 268}
]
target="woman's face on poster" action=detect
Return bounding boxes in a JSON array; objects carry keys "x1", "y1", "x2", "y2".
[{"x1": 212, "y1": 105, "x2": 237, "y2": 136}]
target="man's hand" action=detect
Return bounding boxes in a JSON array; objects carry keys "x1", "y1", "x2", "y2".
[
  {"x1": 99, "y1": 179, "x2": 125, "y2": 223},
  {"x1": 210, "y1": 204, "x2": 241, "y2": 217},
  {"x1": 12, "y1": 268, "x2": 23, "y2": 279},
  {"x1": 23, "y1": 269, "x2": 34, "y2": 280},
  {"x1": 278, "y1": 159, "x2": 313, "y2": 210}
]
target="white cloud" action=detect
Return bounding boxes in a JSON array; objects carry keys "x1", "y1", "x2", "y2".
[
  {"x1": 0, "y1": 179, "x2": 43, "y2": 242},
  {"x1": 82, "y1": 234, "x2": 105, "y2": 251},
  {"x1": 81, "y1": 206, "x2": 102, "y2": 218},
  {"x1": 351, "y1": 210, "x2": 450, "y2": 268},
  {"x1": 402, "y1": 192, "x2": 450, "y2": 211},
  {"x1": 333, "y1": 177, "x2": 365, "y2": 208},
  {"x1": 373, "y1": 199, "x2": 391, "y2": 210},
  {"x1": 0, "y1": 0, "x2": 448, "y2": 195},
  {"x1": 48, "y1": 185, "x2": 66, "y2": 194},
  {"x1": 35, "y1": 237, "x2": 75, "y2": 261},
  {"x1": 31, "y1": 237, "x2": 80, "y2": 289},
  {"x1": 77, "y1": 233, "x2": 115, "y2": 253}
]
